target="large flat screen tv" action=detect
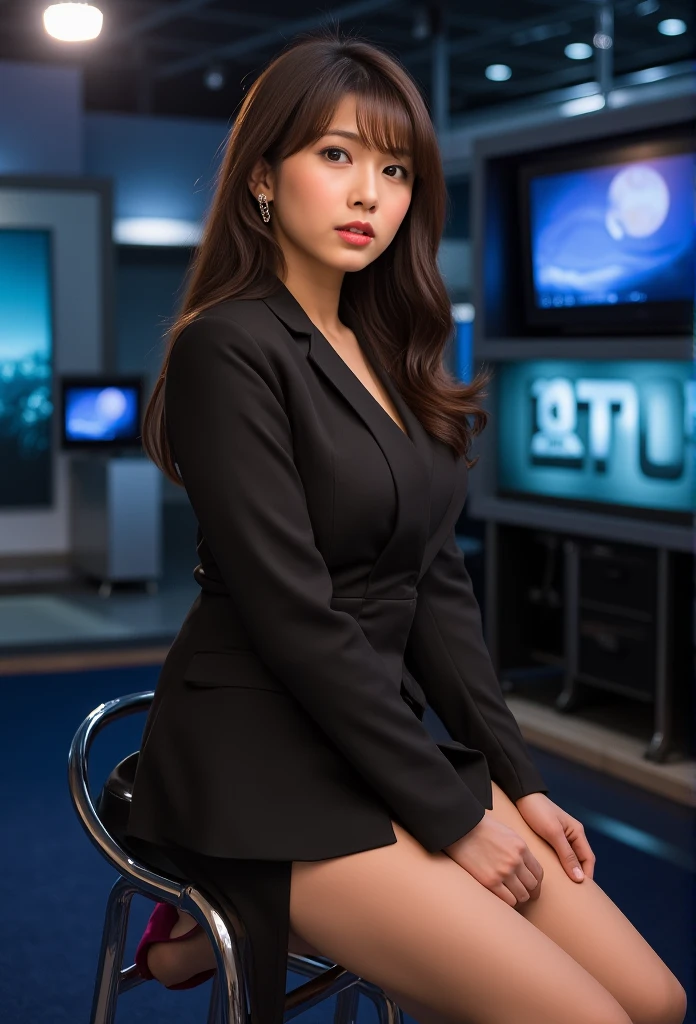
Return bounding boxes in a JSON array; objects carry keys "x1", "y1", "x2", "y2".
[
  {"x1": 496, "y1": 359, "x2": 695, "y2": 524},
  {"x1": 518, "y1": 133, "x2": 695, "y2": 335}
]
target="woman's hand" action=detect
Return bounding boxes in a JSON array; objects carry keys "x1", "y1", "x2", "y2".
[
  {"x1": 515, "y1": 792, "x2": 596, "y2": 882},
  {"x1": 443, "y1": 813, "x2": 544, "y2": 908}
]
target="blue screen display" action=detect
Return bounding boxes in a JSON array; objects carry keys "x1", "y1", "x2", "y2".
[
  {"x1": 64, "y1": 385, "x2": 139, "y2": 442},
  {"x1": 0, "y1": 229, "x2": 54, "y2": 507},
  {"x1": 529, "y1": 152, "x2": 695, "y2": 310},
  {"x1": 497, "y1": 360, "x2": 696, "y2": 514}
]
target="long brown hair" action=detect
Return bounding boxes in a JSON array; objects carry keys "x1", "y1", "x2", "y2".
[{"x1": 142, "y1": 27, "x2": 490, "y2": 486}]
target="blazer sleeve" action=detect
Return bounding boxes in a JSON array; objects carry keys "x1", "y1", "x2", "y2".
[
  {"x1": 164, "y1": 313, "x2": 487, "y2": 851},
  {"x1": 404, "y1": 527, "x2": 550, "y2": 803}
]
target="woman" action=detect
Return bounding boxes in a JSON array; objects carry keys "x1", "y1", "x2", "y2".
[{"x1": 125, "y1": 29, "x2": 686, "y2": 1024}]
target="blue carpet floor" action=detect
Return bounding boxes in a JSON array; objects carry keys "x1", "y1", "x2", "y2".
[{"x1": 1, "y1": 661, "x2": 694, "y2": 1023}]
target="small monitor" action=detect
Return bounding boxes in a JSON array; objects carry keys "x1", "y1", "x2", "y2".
[
  {"x1": 60, "y1": 376, "x2": 144, "y2": 450},
  {"x1": 519, "y1": 135, "x2": 695, "y2": 334}
]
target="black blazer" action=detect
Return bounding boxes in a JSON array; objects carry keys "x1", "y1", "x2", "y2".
[{"x1": 126, "y1": 274, "x2": 548, "y2": 862}]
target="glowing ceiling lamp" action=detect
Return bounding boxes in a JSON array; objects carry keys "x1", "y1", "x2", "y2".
[{"x1": 43, "y1": 3, "x2": 103, "y2": 42}]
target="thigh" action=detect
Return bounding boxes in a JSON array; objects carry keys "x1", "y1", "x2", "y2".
[
  {"x1": 488, "y1": 780, "x2": 687, "y2": 1024},
  {"x1": 289, "y1": 821, "x2": 632, "y2": 1024}
]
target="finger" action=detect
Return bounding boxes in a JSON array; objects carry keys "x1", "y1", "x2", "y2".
[
  {"x1": 491, "y1": 881, "x2": 518, "y2": 908},
  {"x1": 505, "y1": 869, "x2": 535, "y2": 906},
  {"x1": 553, "y1": 830, "x2": 585, "y2": 880},
  {"x1": 522, "y1": 845, "x2": 545, "y2": 890},
  {"x1": 517, "y1": 862, "x2": 542, "y2": 900},
  {"x1": 571, "y1": 832, "x2": 596, "y2": 879}
]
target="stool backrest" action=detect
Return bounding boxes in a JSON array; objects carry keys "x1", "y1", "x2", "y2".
[{"x1": 67, "y1": 690, "x2": 183, "y2": 902}]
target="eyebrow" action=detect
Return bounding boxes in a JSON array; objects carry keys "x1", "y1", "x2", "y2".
[{"x1": 322, "y1": 128, "x2": 412, "y2": 159}]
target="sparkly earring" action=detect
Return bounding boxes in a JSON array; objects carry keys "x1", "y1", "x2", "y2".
[{"x1": 257, "y1": 193, "x2": 271, "y2": 223}]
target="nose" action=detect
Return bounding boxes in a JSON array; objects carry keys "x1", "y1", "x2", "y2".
[{"x1": 349, "y1": 168, "x2": 379, "y2": 211}]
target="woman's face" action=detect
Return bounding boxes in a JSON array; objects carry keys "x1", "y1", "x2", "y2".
[{"x1": 256, "y1": 93, "x2": 414, "y2": 276}]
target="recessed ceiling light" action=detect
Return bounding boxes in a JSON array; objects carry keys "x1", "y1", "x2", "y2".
[
  {"x1": 657, "y1": 18, "x2": 687, "y2": 35},
  {"x1": 635, "y1": 0, "x2": 660, "y2": 15},
  {"x1": 485, "y1": 64, "x2": 512, "y2": 81},
  {"x1": 564, "y1": 42, "x2": 593, "y2": 59},
  {"x1": 204, "y1": 66, "x2": 225, "y2": 90}
]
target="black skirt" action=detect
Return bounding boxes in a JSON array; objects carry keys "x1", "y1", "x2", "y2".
[
  {"x1": 125, "y1": 744, "x2": 492, "y2": 1024},
  {"x1": 128, "y1": 834, "x2": 293, "y2": 1024}
]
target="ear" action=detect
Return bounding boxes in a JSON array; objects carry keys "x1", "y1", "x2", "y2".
[{"x1": 248, "y1": 157, "x2": 274, "y2": 203}]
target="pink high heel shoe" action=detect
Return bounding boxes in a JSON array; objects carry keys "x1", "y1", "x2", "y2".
[{"x1": 134, "y1": 901, "x2": 217, "y2": 990}]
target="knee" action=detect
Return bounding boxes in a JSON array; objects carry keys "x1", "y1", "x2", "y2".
[
  {"x1": 660, "y1": 976, "x2": 687, "y2": 1024},
  {"x1": 635, "y1": 973, "x2": 687, "y2": 1024}
]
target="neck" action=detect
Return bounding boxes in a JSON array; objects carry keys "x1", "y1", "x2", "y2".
[{"x1": 277, "y1": 261, "x2": 346, "y2": 340}]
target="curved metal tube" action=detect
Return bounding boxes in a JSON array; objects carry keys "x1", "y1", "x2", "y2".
[
  {"x1": 67, "y1": 690, "x2": 402, "y2": 1024},
  {"x1": 67, "y1": 690, "x2": 182, "y2": 902}
]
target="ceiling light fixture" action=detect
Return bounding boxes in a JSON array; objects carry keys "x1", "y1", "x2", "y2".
[
  {"x1": 565, "y1": 42, "x2": 593, "y2": 59},
  {"x1": 43, "y1": 2, "x2": 103, "y2": 42},
  {"x1": 204, "y1": 66, "x2": 225, "y2": 91},
  {"x1": 485, "y1": 64, "x2": 512, "y2": 81},
  {"x1": 657, "y1": 18, "x2": 687, "y2": 36}
]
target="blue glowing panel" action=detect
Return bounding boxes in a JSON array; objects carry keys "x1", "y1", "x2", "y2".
[
  {"x1": 64, "y1": 385, "x2": 139, "y2": 442},
  {"x1": 529, "y1": 152, "x2": 695, "y2": 309},
  {"x1": 0, "y1": 230, "x2": 54, "y2": 507},
  {"x1": 454, "y1": 320, "x2": 473, "y2": 383},
  {"x1": 497, "y1": 361, "x2": 696, "y2": 514}
]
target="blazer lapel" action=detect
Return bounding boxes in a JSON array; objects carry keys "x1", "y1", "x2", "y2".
[
  {"x1": 259, "y1": 274, "x2": 429, "y2": 460},
  {"x1": 259, "y1": 274, "x2": 465, "y2": 591},
  {"x1": 260, "y1": 278, "x2": 427, "y2": 588}
]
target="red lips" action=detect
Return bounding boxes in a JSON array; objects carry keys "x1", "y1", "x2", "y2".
[{"x1": 335, "y1": 221, "x2": 374, "y2": 237}]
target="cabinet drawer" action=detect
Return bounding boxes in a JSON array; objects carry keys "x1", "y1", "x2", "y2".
[
  {"x1": 578, "y1": 615, "x2": 655, "y2": 699},
  {"x1": 579, "y1": 542, "x2": 656, "y2": 616}
]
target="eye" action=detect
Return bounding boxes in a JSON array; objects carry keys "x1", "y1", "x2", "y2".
[{"x1": 319, "y1": 147, "x2": 410, "y2": 180}]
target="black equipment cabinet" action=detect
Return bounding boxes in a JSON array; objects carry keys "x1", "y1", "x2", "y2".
[{"x1": 486, "y1": 522, "x2": 694, "y2": 765}]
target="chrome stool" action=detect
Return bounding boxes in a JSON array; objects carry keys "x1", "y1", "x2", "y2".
[{"x1": 67, "y1": 690, "x2": 404, "y2": 1024}]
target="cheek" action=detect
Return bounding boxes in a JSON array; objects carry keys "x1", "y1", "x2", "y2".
[
  {"x1": 381, "y1": 191, "x2": 412, "y2": 238},
  {"x1": 281, "y1": 167, "x2": 343, "y2": 229}
]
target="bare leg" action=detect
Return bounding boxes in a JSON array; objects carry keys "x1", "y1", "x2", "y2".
[
  {"x1": 289, "y1": 819, "x2": 633, "y2": 1024},
  {"x1": 143, "y1": 784, "x2": 686, "y2": 1024},
  {"x1": 484, "y1": 780, "x2": 687, "y2": 1024}
]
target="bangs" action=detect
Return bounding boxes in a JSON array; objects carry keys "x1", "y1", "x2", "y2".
[
  {"x1": 281, "y1": 74, "x2": 417, "y2": 170},
  {"x1": 352, "y1": 89, "x2": 414, "y2": 161}
]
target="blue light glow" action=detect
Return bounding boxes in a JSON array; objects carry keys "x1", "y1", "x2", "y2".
[
  {"x1": 64, "y1": 385, "x2": 139, "y2": 441},
  {"x1": 497, "y1": 360, "x2": 696, "y2": 514},
  {"x1": 528, "y1": 152, "x2": 695, "y2": 309}
]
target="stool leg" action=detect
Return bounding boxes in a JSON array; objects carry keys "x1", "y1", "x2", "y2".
[
  {"x1": 185, "y1": 894, "x2": 249, "y2": 1024},
  {"x1": 207, "y1": 970, "x2": 221, "y2": 1024},
  {"x1": 89, "y1": 874, "x2": 136, "y2": 1024},
  {"x1": 380, "y1": 993, "x2": 404, "y2": 1024},
  {"x1": 361, "y1": 988, "x2": 404, "y2": 1024},
  {"x1": 334, "y1": 984, "x2": 360, "y2": 1024}
]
